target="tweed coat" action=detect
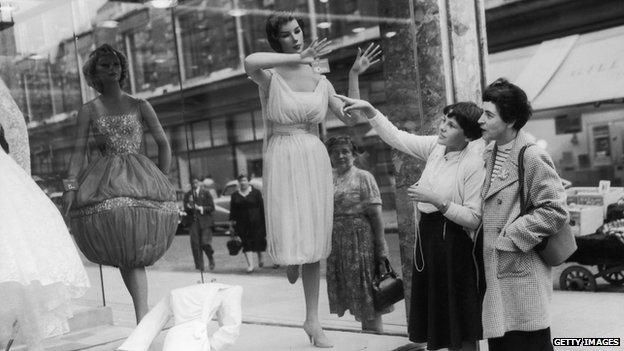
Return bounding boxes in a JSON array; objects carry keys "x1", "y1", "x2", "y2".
[{"x1": 480, "y1": 131, "x2": 568, "y2": 338}]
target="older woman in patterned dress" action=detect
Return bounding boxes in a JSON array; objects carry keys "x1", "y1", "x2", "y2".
[{"x1": 325, "y1": 135, "x2": 391, "y2": 332}]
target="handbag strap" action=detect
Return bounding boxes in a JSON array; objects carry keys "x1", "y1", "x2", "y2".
[
  {"x1": 376, "y1": 257, "x2": 396, "y2": 278},
  {"x1": 518, "y1": 144, "x2": 550, "y2": 252},
  {"x1": 517, "y1": 144, "x2": 533, "y2": 216}
]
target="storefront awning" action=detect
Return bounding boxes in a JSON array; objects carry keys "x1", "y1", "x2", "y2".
[{"x1": 488, "y1": 25, "x2": 624, "y2": 111}]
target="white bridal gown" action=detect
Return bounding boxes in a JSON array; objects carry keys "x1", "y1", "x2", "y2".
[{"x1": 0, "y1": 148, "x2": 90, "y2": 350}]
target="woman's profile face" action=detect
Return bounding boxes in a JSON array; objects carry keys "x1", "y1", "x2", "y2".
[
  {"x1": 329, "y1": 144, "x2": 355, "y2": 172},
  {"x1": 277, "y1": 19, "x2": 304, "y2": 53},
  {"x1": 437, "y1": 115, "x2": 468, "y2": 149},
  {"x1": 95, "y1": 54, "x2": 121, "y2": 84}
]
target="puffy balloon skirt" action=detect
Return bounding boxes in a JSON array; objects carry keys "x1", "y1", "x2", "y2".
[{"x1": 70, "y1": 153, "x2": 178, "y2": 268}]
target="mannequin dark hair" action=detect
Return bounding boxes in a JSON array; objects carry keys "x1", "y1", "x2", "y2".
[
  {"x1": 265, "y1": 12, "x2": 305, "y2": 53},
  {"x1": 82, "y1": 44, "x2": 129, "y2": 93}
]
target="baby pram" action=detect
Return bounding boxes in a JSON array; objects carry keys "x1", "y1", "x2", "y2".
[{"x1": 559, "y1": 203, "x2": 624, "y2": 291}]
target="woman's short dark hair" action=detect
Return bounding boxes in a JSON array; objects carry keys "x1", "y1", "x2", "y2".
[
  {"x1": 324, "y1": 135, "x2": 360, "y2": 154},
  {"x1": 482, "y1": 78, "x2": 532, "y2": 131},
  {"x1": 266, "y1": 12, "x2": 305, "y2": 53},
  {"x1": 443, "y1": 102, "x2": 483, "y2": 141},
  {"x1": 237, "y1": 174, "x2": 249, "y2": 182},
  {"x1": 82, "y1": 44, "x2": 128, "y2": 93}
]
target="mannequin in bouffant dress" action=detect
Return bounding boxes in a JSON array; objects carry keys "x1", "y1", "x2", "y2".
[{"x1": 184, "y1": 178, "x2": 216, "y2": 271}]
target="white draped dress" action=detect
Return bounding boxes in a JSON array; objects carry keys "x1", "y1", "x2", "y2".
[{"x1": 258, "y1": 70, "x2": 334, "y2": 265}]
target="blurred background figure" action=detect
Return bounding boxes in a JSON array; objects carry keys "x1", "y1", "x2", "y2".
[
  {"x1": 229, "y1": 174, "x2": 267, "y2": 273},
  {"x1": 325, "y1": 135, "x2": 391, "y2": 332},
  {"x1": 184, "y1": 177, "x2": 216, "y2": 271}
]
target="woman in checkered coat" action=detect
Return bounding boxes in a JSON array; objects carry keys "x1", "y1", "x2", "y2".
[{"x1": 477, "y1": 78, "x2": 568, "y2": 351}]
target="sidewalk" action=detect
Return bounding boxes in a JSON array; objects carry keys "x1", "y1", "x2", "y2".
[{"x1": 72, "y1": 264, "x2": 624, "y2": 351}]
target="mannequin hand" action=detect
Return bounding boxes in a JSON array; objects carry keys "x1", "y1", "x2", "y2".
[
  {"x1": 350, "y1": 43, "x2": 382, "y2": 75},
  {"x1": 332, "y1": 94, "x2": 376, "y2": 119},
  {"x1": 299, "y1": 38, "x2": 333, "y2": 64}
]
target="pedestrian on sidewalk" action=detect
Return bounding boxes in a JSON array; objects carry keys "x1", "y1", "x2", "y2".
[
  {"x1": 184, "y1": 177, "x2": 217, "y2": 271},
  {"x1": 325, "y1": 135, "x2": 393, "y2": 332},
  {"x1": 334, "y1": 94, "x2": 486, "y2": 351},
  {"x1": 478, "y1": 78, "x2": 567, "y2": 351},
  {"x1": 229, "y1": 174, "x2": 267, "y2": 273}
]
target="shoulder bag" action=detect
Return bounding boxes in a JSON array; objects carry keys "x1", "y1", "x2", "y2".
[{"x1": 518, "y1": 145, "x2": 577, "y2": 266}]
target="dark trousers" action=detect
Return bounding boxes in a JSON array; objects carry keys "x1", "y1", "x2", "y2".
[
  {"x1": 189, "y1": 222, "x2": 214, "y2": 270},
  {"x1": 488, "y1": 328, "x2": 553, "y2": 351}
]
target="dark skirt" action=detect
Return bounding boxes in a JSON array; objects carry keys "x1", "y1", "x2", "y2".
[
  {"x1": 237, "y1": 222, "x2": 267, "y2": 253},
  {"x1": 408, "y1": 211, "x2": 483, "y2": 350}
]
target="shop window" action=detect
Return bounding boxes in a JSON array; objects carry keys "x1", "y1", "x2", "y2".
[
  {"x1": 555, "y1": 114, "x2": 582, "y2": 134},
  {"x1": 211, "y1": 117, "x2": 228, "y2": 147},
  {"x1": 252, "y1": 110, "x2": 263, "y2": 140},
  {"x1": 125, "y1": 11, "x2": 177, "y2": 93},
  {"x1": 232, "y1": 112, "x2": 254, "y2": 143},
  {"x1": 177, "y1": 4, "x2": 240, "y2": 81},
  {"x1": 192, "y1": 120, "x2": 212, "y2": 149}
]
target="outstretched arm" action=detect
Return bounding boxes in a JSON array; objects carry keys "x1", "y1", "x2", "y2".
[
  {"x1": 348, "y1": 43, "x2": 382, "y2": 99},
  {"x1": 333, "y1": 94, "x2": 436, "y2": 161},
  {"x1": 328, "y1": 44, "x2": 382, "y2": 127},
  {"x1": 140, "y1": 99, "x2": 171, "y2": 174},
  {"x1": 244, "y1": 38, "x2": 332, "y2": 91}
]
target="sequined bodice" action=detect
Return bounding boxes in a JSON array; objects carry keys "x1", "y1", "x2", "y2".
[{"x1": 92, "y1": 112, "x2": 142, "y2": 155}]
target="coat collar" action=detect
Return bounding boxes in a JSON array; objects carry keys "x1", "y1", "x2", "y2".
[{"x1": 482, "y1": 131, "x2": 535, "y2": 200}]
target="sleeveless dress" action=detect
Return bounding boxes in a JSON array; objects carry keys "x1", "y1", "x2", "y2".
[
  {"x1": 0, "y1": 148, "x2": 90, "y2": 350},
  {"x1": 69, "y1": 98, "x2": 178, "y2": 268},
  {"x1": 260, "y1": 71, "x2": 334, "y2": 265}
]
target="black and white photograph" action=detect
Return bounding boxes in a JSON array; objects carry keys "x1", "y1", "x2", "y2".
[{"x1": 1, "y1": 0, "x2": 623, "y2": 350}]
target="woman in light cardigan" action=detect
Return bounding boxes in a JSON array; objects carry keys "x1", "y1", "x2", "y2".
[{"x1": 334, "y1": 95, "x2": 485, "y2": 351}]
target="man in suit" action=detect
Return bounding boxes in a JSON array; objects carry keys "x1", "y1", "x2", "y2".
[{"x1": 184, "y1": 178, "x2": 216, "y2": 271}]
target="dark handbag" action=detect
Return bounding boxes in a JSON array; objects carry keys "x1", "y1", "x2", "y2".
[
  {"x1": 518, "y1": 145, "x2": 577, "y2": 266},
  {"x1": 226, "y1": 235, "x2": 243, "y2": 256},
  {"x1": 372, "y1": 258, "x2": 404, "y2": 311}
]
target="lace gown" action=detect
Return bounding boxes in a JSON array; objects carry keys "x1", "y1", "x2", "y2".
[
  {"x1": 69, "y1": 98, "x2": 178, "y2": 268},
  {"x1": 260, "y1": 71, "x2": 334, "y2": 265},
  {"x1": 0, "y1": 148, "x2": 90, "y2": 350}
]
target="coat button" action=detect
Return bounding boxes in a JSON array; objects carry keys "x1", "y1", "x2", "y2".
[{"x1": 496, "y1": 198, "x2": 502, "y2": 205}]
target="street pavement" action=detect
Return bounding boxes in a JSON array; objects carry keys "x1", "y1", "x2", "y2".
[
  {"x1": 72, "y1": 254, "x2": 624, "y2": 350},
  {"x1": 32, "y1": 233, "x2": 624, "y2": 350}
]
